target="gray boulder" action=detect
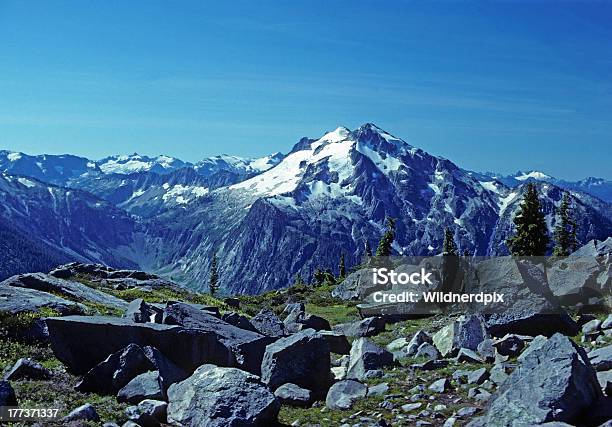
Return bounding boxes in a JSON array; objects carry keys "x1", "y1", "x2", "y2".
[
  {"x1": 433, "y1": 314, "x2": 487, "y2": 357},
  {"x1": 0, "y1": 283, "x2": 84, "y2": 316},
  {"x1": 582, "y1": 319, "x2": 602, "y2": 334},
  {"x1": 273, "y1": 383, "x2": 312, "y2": 407},
  {"x1": 251, "y1": 308, "x2": 287, "y2": 338},
  {"x1": 284, "y1": 308, "x2": 331, "y2": 333},
  {"x1": 325, "y1": 379, "x2": 367, "y2": 410},
  {"x1": 260, "y1": 329, "x2": 331, "y2": 394},
  {"x1": 117, "y1": 371, "x2": 164, "y2": 404},
  {"x1": 602, "y1": 314, "x2": 612, "y2": 330},
  {"x1": 126, "y1": 399, "x2": 167, "y2": 427},
  {"x1": 482, "y1": 333, "x2": 602, "y2": 425},
  {"x1": 319, "y1": 330, "x2": 351, "y2": 354},
  {"x1": 167, "y1": 364, "x2": 279, "y2": 427},
  {"x1": 597, "y1": 370, "x2": 612, "y2": 396},
  {"x1": 62, "y1": 403, "x2": 100, "y2": 423},
  {"x1": 46, "y1": 316, "x2": 232, "y2": 374},
  {"x1": 346, "y1": 338, "x2": 394, "y2": 380},
  {"x1": 162, "y1": 302, "x2": 273, "y2": 374},
  {"x1": 547, "y1": 256, "x2": 604, "y2": 305},
  {"x1": 492, "y1": 334, "x2": 526, "y2": 357},
  {"x1": 75, "y1": 344, "x2": 155, "y2": 394},
  {"x1": 0, "y1": 381, "x2": 17, "y2": 406},
  {"x1": 428, "y1": 378, "x2": 450, "y2": 393},
  {"x1": 588, "y1": 345, "x2": 612, "y2": 371},
  {"x1": 125, "y1": 299, "x2": 163, "y2": 323},
  {"x1": 464, "y1": 257, "x2": 579, "y2": 337},
  {"x1": 4, "y1": 358, "x2": 52, "y2": 381},
  {"x1": 415, "y1": 342, "x2": 440, "y2": 360},
  {"x1": 476, "y1": 338, "x2": 496, "y2": 362},
  {"x1": 221, "y1": 311, "x2": 258, "y2": 332},
  {"x1": 456, "y1": 348, "x2": 484, "y2": 363},
  {"x1": 332, "y1": 317, "x2": 386, "y2": 338}
]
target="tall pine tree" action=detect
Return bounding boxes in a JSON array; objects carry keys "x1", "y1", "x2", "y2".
[
  {"x1": 376, "y1": 217, "x2": 396, "y2": 257},
  {"x1": 553, "y1": 192, "x2": 578, "y2": 256},
  {"x1": 443, "y1": 227, "x2": 458, "y2": 255},
  {"x1": 338, "y1": 253, "x2": 346, "y2": 279},
  {"x1": 209, "y1": 252, "x2": 219, "y2": 296},
  {"x1": 506, "y1": 183, "x2": 549, "y2": 256}
]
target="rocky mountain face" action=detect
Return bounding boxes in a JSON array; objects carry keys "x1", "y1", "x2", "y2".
[
  {"x1": 1, "y1": 124, "x2": 611, "y2": 293},
  {"x1": 0, "y1": 173, "x2": 140, "y2": 280},
  {"x1": 472, "y1": 169, "x2": 612, "y2": 203}
]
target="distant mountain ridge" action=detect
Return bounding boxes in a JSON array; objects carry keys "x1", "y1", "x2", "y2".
[{"x1": 0, "y1": 124, "x2": 611, "y2": 294}]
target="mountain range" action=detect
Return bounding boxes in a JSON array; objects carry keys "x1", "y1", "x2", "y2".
[{"x1": 1, "y1": 124, "x2": 611, "y2": 294}]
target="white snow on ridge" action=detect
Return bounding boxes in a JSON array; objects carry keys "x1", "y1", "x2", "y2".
[
  {"x1": 17, "y1": 177, "x2": 36, "y2": 188},
  {"x1": 515, "y1": 171, "x2": 551, "y2": 181},
  {"x1": 480, "y1": 181, "x2": 500, "y2": 194},
  {"x1": 162, "y1": 184, "x2": 209, "y2": 204},
  {"x1": 7, "y1": 152, "x2": 22, "y2": 162},
  {"x1": 499, "y1": 191, "x2": 518, "y2": 214}
]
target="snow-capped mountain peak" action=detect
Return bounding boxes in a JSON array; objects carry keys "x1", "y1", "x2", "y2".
[
  {"x1": 96, "y1": 153, "x2": 189, "y2": 175},
  {"x1": 514, "y1": 170, "x2": 551, "y2": 181}
]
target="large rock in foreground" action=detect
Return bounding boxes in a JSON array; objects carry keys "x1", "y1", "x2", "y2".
[
  {"x1": 481, "y1": 333, "x2": 602, "y2": 425},
  {"x1": 167, "y1": 364, "x2": 279, "y2": 427},
  {"x1": 46, "y1": 316, "x2": 231, "y2": 374},
  {"x1": 260, "y1": 328, "x2": 331, "y2": 395},
  {"x1": 346, "y1": 338, "x2": 394, "y2": 380},
  {"x1": 465, "y1": 258, "x2": 579, "y2": 337},
  {"x1": 163, "y1": 302, "x2": 274, "y2": 374},
  {"x1": 433, "y1": 315, "x2": 487, "y2": 357}
]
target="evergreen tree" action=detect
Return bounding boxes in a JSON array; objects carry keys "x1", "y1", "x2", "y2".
[
  {"x1": 376, "y1": 217, "x2": 396, "y2": 257},
  {"x1": 313, "y1": 268, "x2": 326, "y2": 286},
  {"x1": 338, "y1": 253, "x2": 346, "y2": 279},
  {"x1": 294, "y1": 273, "x2": 304, "y2": 286},
  {"x1": 209, "y1": 252, "x2": 219, "y2": 296},
  {"x1": 506, "y1": 183, "x2": 549, "y2": 256},
  {"x1": 553, "y1": 192, "x2": 579, "y2": 256},
  {"x1": 364, "y1": 240, "x2": 372, "y2": 257},
  {"x1": 443, "y1": 227, "x2": 458, "y2": 255}
]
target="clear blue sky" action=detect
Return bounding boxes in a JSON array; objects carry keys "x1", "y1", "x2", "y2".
[{"x1": 1, "y1": 1, "x2": 611, "y2": 180}]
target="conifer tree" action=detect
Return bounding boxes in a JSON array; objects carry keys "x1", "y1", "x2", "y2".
[
  {"x1": 313, "y1": 268, "x2": 325, "y2": 286},
  {"x1": 209, "y1": 252, "x2": 219, "y2": 296},
  {"x1": 506, "y1": 183, "x2": 549, "y2": 256},
  {"x1": 338, "y1": 253, "x2": 346, "y2": 279},
  {"x1": 443, "y1": 227, "x2": 458, "y2": 256},
  {"x1": 376, "y1": 217, "x2": 396, "y2": 257},
  {"x1": 553, "y1": 192, "x2": 579, "y2": 256},
  {"x1": 294, "y1": 273, "x2": 304, "y2": 286}
]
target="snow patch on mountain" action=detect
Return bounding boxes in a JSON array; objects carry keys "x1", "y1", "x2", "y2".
[{"x1": 514, "y1": 171, "x2": 551, "y2": 181}]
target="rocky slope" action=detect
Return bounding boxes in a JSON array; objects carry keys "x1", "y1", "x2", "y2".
[{"x1": 0, "y1": 242, "x2": 610, "y2": 426}]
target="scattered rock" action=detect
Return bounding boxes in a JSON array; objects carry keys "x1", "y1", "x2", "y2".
[
  {"x1": 401, "y1": 402, "x2": 423, "y2": 412},
  {"x1": 466, "y1": 368, "x2": 489, "y2": 385},
  {"x1": 483, "y1": 333, "x2": 602, "y2": 425},
  {"x1": 346, "y1": 338, "x2": 394, "y2": 381},
  {"x1": 602, "y1": 314, "x2": 612, "y2": 330},
  {"x1": 476, "y1": 338, "x2": 495, "y2": 362},
  {"x1": 117, "y1": 371, "x2": 165, "y2": 404},
  {"x1": 221, "y1": 311, "x2": 257, "y2": 332},
  {"x1": 367, "y1": 382, "x2": 389, "y2": 396},
  {"x1": 489, "y1": 363, "x2": 512, "y2": 386},
  {"x1": 456, "y1": 348, "x2": 484, "y2": 363},
  {"x1": 596, "y1": 370, "x2": 612, "y2": 396},
  {"x1": 261, "y1": 328, "x2": 331, "y2": 394},
  {"x1": 433, "y1": 315, "x2": 487, "y2": 357},
  {"x1": 415, "y1": 342, "x2": 441, "y2": 360},
  {"x1": 406, "y1": 330, "x2": 433, "y2": 356},
  {"x1": 125, "y1": 299, "x2": 163, "y2": 323},
  {"x1": 331, "y1": 366, "x2": 347, "y2": 380},
  {"x1": 333, "y1": 317, "x2": 386, "y2": 338},
  {"x1": 167, "y1": 364, "x2": 280, "y2": 427},
  {"x1": 251, "y1": 308, "x2": 287, "y2": 337},
  {"x1": 62, "y1": 403, "x2": 100, "y2": 423},
  {"x1": 274, "y1": 383, "x2": 312, "y2": 407},
  {"x1": 456, "y1": 406, "x2": 479, "y2": 417},
  {"x1": 126, "y1": 399, "x2": 167, "y2": 427},
  {"x1": 319, "y1": 330, "x2": 351, "y2": 354},
  {"x1": 428, "y1": 378, "x2": 450, "y2": 393},
  {"x1": 588, "y1": 345, "x2": 612, "y2": 371},
  {"x1": 582, "y1": 319, "x2": 602, "y2": 334},
  {"x1": 468, "y1": 387, "x2": 491, "y2": 401},
  {"x1": 4, "y1": 358, "x2": 52, "y2": 381},
  {"x1": 284, "y1": 309, "x2": 331, "y2": 333},
  {"x1": 224, "y1": 297, "x2": 240, "y2": 309},
  {"x1": 0, "y1": 381, "x2": 17, "y2": 406},
  {"x1": 75, "y1": 344, "x2": 155, "y2": 394},
  {"x1": 326, "y1": 379, "x2": 368, "y2": 410},
  {"x1": 492, "y1": 334, "x2": 526, "y2": 357}
]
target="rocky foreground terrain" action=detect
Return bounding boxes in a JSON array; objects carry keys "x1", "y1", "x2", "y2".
[{"x1": 0, "y1": 241, "x2": 611, "y2": 426}]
